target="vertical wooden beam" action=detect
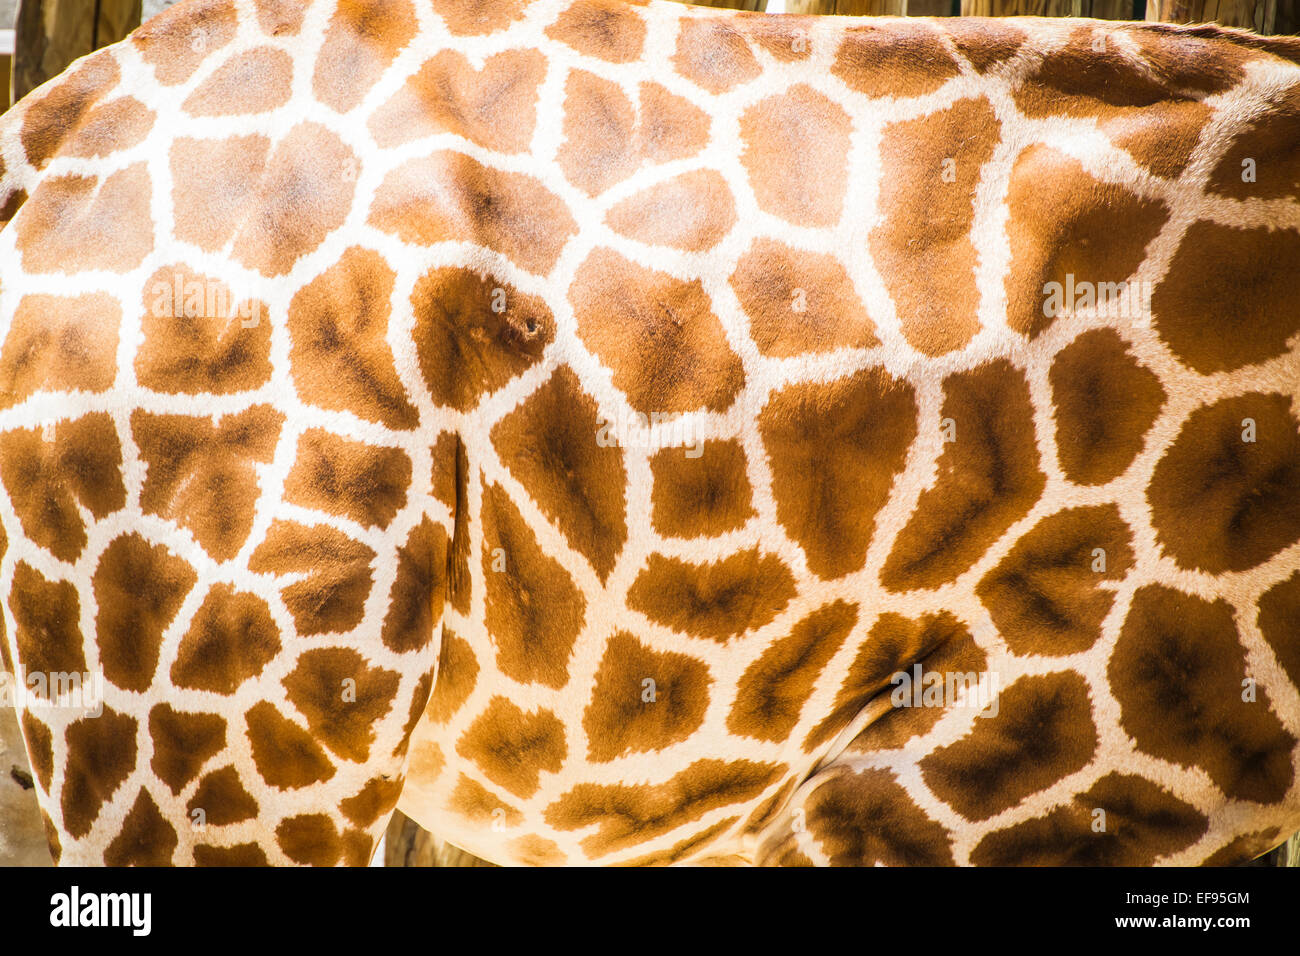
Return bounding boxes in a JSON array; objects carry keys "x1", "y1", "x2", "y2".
[
  {"x1": 12, "y1": 0, "x2": 140, "y2": 104},
  {"x1": 384, "y1": 810, "x2": 496, "y2": 868},
  {"x1": 962, "y1": 0, "x2": 1082, "y2": 15},
  {"x1": 786, "y1": 0, "x2": 908, "y2": 13},
  {"x1": 1145, "y1": 0, "x2": 1270, "y2": 31},
  {"x1": 680, "y1": 0, "x2": 768, "y2": 9}
]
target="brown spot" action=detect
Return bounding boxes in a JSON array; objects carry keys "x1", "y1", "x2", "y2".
[
  {"x1": 449, "y1": 774, "x2": 523, "y2": 826},
  {"x1": 728, "y1": 601, "x2": 858, "y2": 744},
  {"x1": 1202, "y1": 830, "x2": 1285, "y2": 867},
  {"x1": 627, "y1": 549, "x2": 796, "y2": 644},
  {"x1": 93, "y1": 534, "x2": 196, "y2": 693},
  {"x1": 940, "y1": 18, "x2": 1026, "y2": 72},
  {"x1": 832, "y1": 21, "x2": 959, "y2": 98},
  {"x1": 429, "y1": 0, "x2": 534, "y2": 35},
  {"x1": 1259, "y1": 572, "x2": 1300, "y2": 691},
  {"x1": 369, "y1": 49, "x2": 546, "y2": 152},
  {"x1": 133, "y1": 0, "x2": 238, "y2": 85},
  {"x1": 16, "y1": 165, "x2": 154, "y2": 274},
  {"x1": 1004, "y1": 146, "x2": 1167, "y2": 338},
  {"x1": 1107, "y1": 100, "x2": 1213, "y2": 180},
  {"x1": 921, "y1": 672, "x2": 1098, "y2": 822},
  {"x1": 426, "y1": 628, "x2": 479, "y2": 723},
  {"x1": 480, "y1": 481, "x2": 586, "y2": 689},
  {"x1": 342, "y1": 829, "x2": 374, "y2": 866},
  {"x1": 882, "y1": 361, "x2": 1046, "y2": 591},
  {"x1": 977, "y1": 505, "x2": 1135, "y2": 656},
  {"x1": 103, "y1": 789, "x2": 178, "y2": 866},
  {"x1": 244, "y1": 700, "x2": 335, "y2": 789},
  {"x1": 368, "y1": 152, "x2": 576, "y2": 275},
  {"x1": 430, "y1": 432, "x2": 459, "y2": 511},
  {"x1": 673, "y1": 18, "x2": 760, "y2": 94},
  {"x1": 341, "y1": 776, "x2": 404, "y2": 829},
  {"x1": 184, "y1": 47, "x2": 294, "y2": 116},
  {"x1": 411, "y1": 267, "x2": 553, "y2": 412},
  {"x1": 393, "y1": 671, "x2": 434, "y2": 759},
  {"x1": 1050, "y1": 329, "x2": 1166, "y2": 485},
  {"x1": 171, "y1": 585, "x2": 281, "y2": 695},
  {"x1": 194, "y1": 843, "x2": 271, "y2": 866},
  {"x1": 511, "y1": 834, "x2": 564, "y2": 866},
  {"x1": 230, "y1": 123, "x2": 358, "y2": 277},
  {"x1": 10, "y1": 562, "x2": 86, "y2": 680},
  {"x1": 650, "y1": 439, "x2": 754, "y2": 538},
  {"x1": 491, "y1": 366, "x2": 627, "y2": 581},
  {"x1": 255, "y1": 0, "x2": 305, "y2": 36},
  {"x1": 571, "y1": 248, "x2": 744, "y2": 414},
  {"x1": 730, "y1": 239, "x2": 878, "y2": 358},
  {"x1": 872, "y1": 98, "x2": 1000, "y2": 355},
  {"x1": 61, "y1": 708, "x2": 136, "y2": 837},
  {"x1": 457, "y1": 697, "x2": 566, "y2": 798},
  {"x1": 616, "y1": 818, "x2": 737, "y2": 867},
  {"x1": 20, "y1": 52, "x2": 120, "y2": 169},
  {"x1": 314, "y1": 0, "x2": 417, "y2": 113},
  {"x1": 20, "y1": 711, "x2": 53, "y2": 791},
  {"x1": 606, "y1": 170, "x2": 736, "y2": 252},
  {"x1": 584, "y1": 631, "x2": 709, "y2": 762},
  {"x1": 556, "y1": 72, "x2": 709, "y2": 196},
  {"x1": 970, "y1": 772, "x2": 1207, "y2": 866},
  {"x1": 0, "y1": 293, "x2": 119, "y2": 409},
  {"x1": 804, "y1": 611, "x2": 981, "y2": 753},
  {"x1": 286, "y1": 246, "x2": 420, "y2": 430},
  {"x1": 761, "y1": 367, "x2": 918, "y2": 580},
  {"x1": 187, "y1": 767, "x2": 259, "y2": 825},
  {"x1": 149, "y1": 704, "x2": 225, "y2": 796},
  {"x1": 276, "y1": 814, "x2": 342, "y2": 865},
  {"x1": 740, "y1": 86, "x2": 850, "y2": 228},
  {"x1": 284, "y1": 430, "x2": 412, "y2": 530},
  {"x1": 1110, "y1": 584, "x2": 1296, "y2": 804},
  {"x1": 1152, "y1": 223, "x2": 1300, "y2": 375},
  {"x1": 1208, "y1": 86, "x2": 1300, "y2": 201},
  {"x1": 63, "y1": 97, "x2": 155, "y2": 161},
  {"x1": 547, "y1": 0, "x2": 644, "y2": 62},
  {"x1": 545, "y1": 759, "x2": 783, "y2": 857},
  {"x1": 137, "y1": 265, "x2": 272, "y2": 395},
  {"x1": 1148, "y1": 393, "x2": 1300, "y2": 574},
  {"x1": 737, "y1": 14, "x2": 814, "y2": 62},
  {"x1": 281, "y1": 647, "x2": 400, "y2": 762},
  {"x1": 170, "y1": 135, "x2": 271, "y2": 253},
  {"x1": 249, "y1": 520, "x2": 376, "y2": 635},
  {"x1": 0, "y1": 414, "x2": 126, "y2": 560},
  {"x1": 382, "y1": 517, "x2": 449, "y2": 654},
  {"x1": 445, "y1": 437, "x2": 472, "y2": 615},
  {"x1": 133, "y1": 405, "x2": 284, "y2": 562},
  {"x1": 806, "y1": 768, "x2": 956, "y2": 866}
]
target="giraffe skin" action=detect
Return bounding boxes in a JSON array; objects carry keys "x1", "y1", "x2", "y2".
[{"x1": 1, "y1": 0, "x2": 1300, "y2": 867}]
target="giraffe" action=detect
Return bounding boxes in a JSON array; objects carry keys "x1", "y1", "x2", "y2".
[{"x1": 1, "y1": 0, "x2": 1300, "y2": 868}]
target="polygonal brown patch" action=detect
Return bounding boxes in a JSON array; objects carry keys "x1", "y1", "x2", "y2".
[
  {"x1": 341, "y1": 776, "x2": 405, "y2": 829},
  {"x1": 920, "y1": 672, "x2": 1098, "y2": 822},
  {"x1": 730, "y1": 239, "x2": 878, "y2": 358},
  {"x1": 544, "y1": 758, "x2": 784, "y2": 857},
  {"x1": 627, "y1": 549, "x2": 796, "y2": 643},
  {"x1": 832, "y1": 21, "x2": 959, "y2": 97},
  {"x1": 187, "y1": 767, "x2": 259, "y2": 826},
  {"x1": 1207, "y1": 86, "x2": 1300, "y2": 201},
  {"x1": 133, "y1": 405, "x2": 284, "y2": 562},
  {"x1": 1258, "y1": 572, "x2": 1300, "y2": 691},
  {"x1": 184, "y1": 47, "x2": 294, "y2": 116},
  {"x1": 133, "y1": 0, "x2": 238, "y2": 85},
  {"x1": 16, "y1": 165, "x2": 154, "y2": 274},
  {"x1": 171, "y1": 585, "x2": 281, "y2": 694},
  {"x1": 284, "y1": 429, "x2": 412, "y2": 530},
  {"x1": 490, "y1": 366, "x2": 627, "y2": 581},
  {"x1": 249, "y1": 520, "x2": 376, "y2": 635},
  {"x1": 728, "y1": 601, "x2": 858, "y2": 743},
  {"x1": 649, "y1": 439, "x2": 755, "y2": 538},
  {"x1": 449, "y1": 775, "x2": 523, "y2": 827},
  {"x1": 20, "y1": 52, "x2": 121, "y2": 169},
  {"x1": 546, "y1": 0, "x2": 645, "y2": 62},
  {"x1": 0, "y1": 294, "x2": 120, "y2": 411},
  {"x1": 149, "y1": 703, "x2": 225, "y2": 796},
  {"x1": 456, "y1": 697, "x2": 567, "y2": 799},
  {"x1": 382, "y1": 516, "x2": 449, "y2": 654},
  {"x1": 1147, "y1": 393, "x2": 1300, "y2": 574},
  {"x1": 583, "y1": 630, "x2": 710, "y2": 762},
  {"x1": 805, "y1": 767, "x2": 956, "y2": 866},
  {"x1": 193, "y1": 843, "x2": 270, "y2": 866},
  {"x1": 170, "y1": 135, "x2": 271, "y2": 253},
  {"x1": 244, "y1": 701, "x2": 335, "y2": 790},
  {"x1": 1050, "y1": 328, "x2": 1165, "y2": 485},
  {"x1": 606, "y1": 170, "x2": 736, "y2": 252},
  {"x1": 62, "y1": 707, "x2": 137, "y2": 837},
  {"x1": 276, "y1": 813, "x2": 342, "y2": 866},
  {"x1": 411, "y1": 267, "x2": 553, "y2": 412},
  {"x1": 881, "y1": 360, "x2": 1045, "y2": 591},
  {"x1": 480, "y1": 480, "x2": 586, "y2": 689},
  {"x1": 103, "y1": 789, "x2": 178, "y2": 866},
  {"x1": 10, "y1": 562, "x2": 86, "y2": 681},
  {"x1": 281, "y1": 647, "x2": 401, "y2": 762},
  {"x1": 673, "y1": 18, "x2": 760, "y2": 94},
  {"x1": 313, "y1": 0, "x2": 417, "y2": 114},
  {"x1": 1110, "y1": 584, "x2": 1296, "y2": 804},
  {"x1": 93, "y1": 533, "x2": 197, "y2": 693},
  {"x1": 940, "y1": 18, "x2": 1025, "y2": 73},
  {"x1": 429, "y1": 0, "x2": 534, "y2": 35},
  {"x1": 286, "y1": 246, "x2": 420, "y2": 430},
  {"x1": 976, "y1": 505, "x2": 1135, "y2": 656},
  {"x1": 426, "y1": 628, "x2": 478, "y2": 724},
  {"x1": 761, "y1": 366, "x2": 917, "y2": 580}
]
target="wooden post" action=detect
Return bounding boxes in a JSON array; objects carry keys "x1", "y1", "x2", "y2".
[
  {"x1": 384, "y1": 810, "x2": 496, "y2": 867},
  {"x1": 680, "y1": 0, "x2": 768, "y2": 9},
  {"x1": 785, "y1": 0, "x2": 909, "y2": 14},
  {"x1": 12, "y1": 0, "x2": 140, "y2": 104},
  {"x1": 1145, "y1": 0, "x2": 1270, "y2": 30}
]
